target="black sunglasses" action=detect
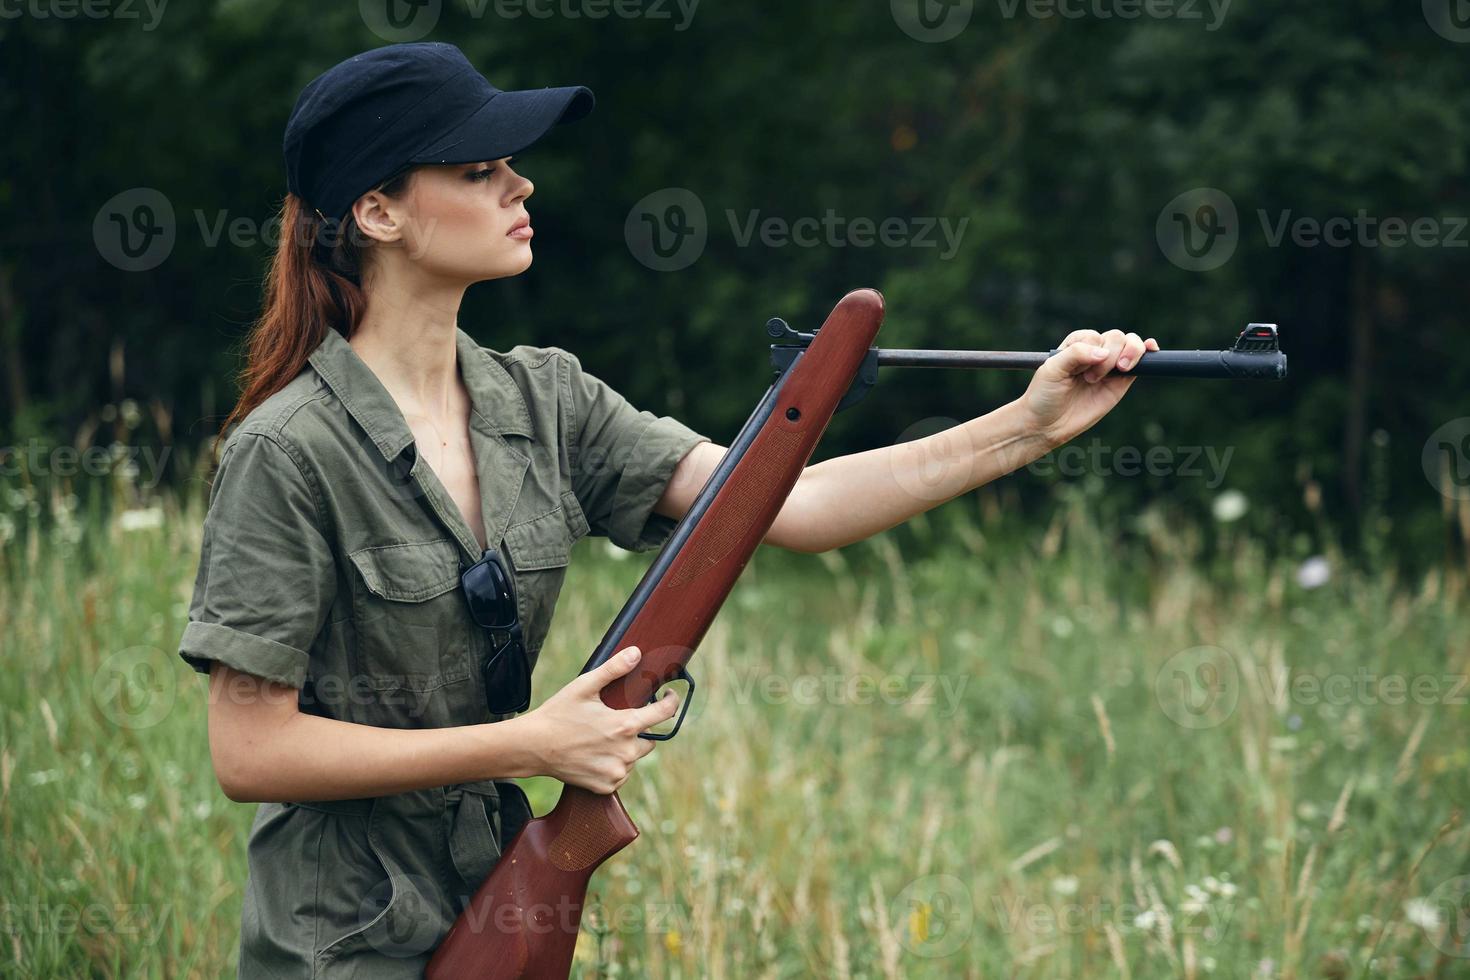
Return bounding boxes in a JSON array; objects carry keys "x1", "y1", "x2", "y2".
[{"x1": 460, "y1": 547, "x2": 531, "y2": 715}]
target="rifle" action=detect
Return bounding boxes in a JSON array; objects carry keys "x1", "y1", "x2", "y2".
[
  {"x1": 768, "y1": 319, "x2": 1287, "y2": 413},
  {"x1": 426, "y1": 298, "x2": 1286, "y2": 978}
]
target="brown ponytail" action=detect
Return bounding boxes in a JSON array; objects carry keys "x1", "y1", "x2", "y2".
[{"x1": 212, "y1": 171, "x2": 414, "y2": 460}]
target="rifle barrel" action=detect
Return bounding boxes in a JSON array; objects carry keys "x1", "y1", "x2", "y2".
[
  {"x1": 873, "y1": 345, "x2": 1287, "y2": 380},
  {"x1": 876, "y1": 348, "x2": 1048, "y2": 370}
]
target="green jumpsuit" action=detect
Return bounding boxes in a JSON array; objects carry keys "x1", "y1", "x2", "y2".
[{"x1": 176, "y1": 325, "x2": 709, "y2": 977}]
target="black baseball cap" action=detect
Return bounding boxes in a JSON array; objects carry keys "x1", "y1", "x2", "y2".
[{"x1": 283, "y1": 42, "x2": 594, "y2": 222}]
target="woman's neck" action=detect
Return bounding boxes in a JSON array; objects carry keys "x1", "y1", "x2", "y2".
[{"x1": 350, "y1": 280, "x2": 468, "y2": 420}]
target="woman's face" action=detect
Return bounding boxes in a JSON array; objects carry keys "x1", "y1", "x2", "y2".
[{"x1": 354, "y1": 157, "x2": 537, "y2": 283}]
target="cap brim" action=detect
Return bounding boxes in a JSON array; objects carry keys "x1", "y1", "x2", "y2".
[{"x1": 408, "y1": 85, "x2": 594, "y2": 164}]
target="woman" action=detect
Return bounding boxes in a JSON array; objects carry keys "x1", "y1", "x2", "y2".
[{"x1": 177, "y1": 41, "x2": 1156, "y2": 978}]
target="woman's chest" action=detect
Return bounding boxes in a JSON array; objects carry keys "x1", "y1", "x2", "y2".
[
  {"x1": 406, "y1": 415, "x2": 487, "y2": 553},
  {"x1": 303, "y1": 416, "x2": 589, "y2": 727}
]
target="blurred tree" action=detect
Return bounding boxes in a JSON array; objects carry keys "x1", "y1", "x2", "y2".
[{"x1": 1, "y1": 0, "x2": 1466, "y2": 563}]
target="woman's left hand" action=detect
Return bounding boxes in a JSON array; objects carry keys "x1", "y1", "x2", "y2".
[{"x1": 1019, "y1": 328, "x2": 1159, "y2": 449}]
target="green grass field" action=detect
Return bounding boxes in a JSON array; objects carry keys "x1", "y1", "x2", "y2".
[{"x1": 2, "y1": 487, "x2": 1467, "y2": 978}]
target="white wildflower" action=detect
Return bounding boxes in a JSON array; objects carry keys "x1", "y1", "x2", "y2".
[
  {"x1": 1404, "y1": 897, "x2": 1441, "y2": 931},
  {"x1": 1211, "y1": 490, "x2": 1249, "y2": 523},
  {"x1": 1295, "y1": 555, "x2": 1330, "y2": 589},
  {"x1": 1051, "y1": 875, "x2": 1079, "y2": 897},
  {"x1": 118, "y1": 506, "x2": 165, "y2": 532}
]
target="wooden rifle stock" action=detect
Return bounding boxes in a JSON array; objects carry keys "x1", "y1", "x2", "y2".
[{"x1": 426, "y1": 289, "x2": 886, "y2": 979}]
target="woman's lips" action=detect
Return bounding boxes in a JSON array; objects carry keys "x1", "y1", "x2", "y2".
[{"x1": 507, "y1": 222, "x2": 533, "y2": 241}]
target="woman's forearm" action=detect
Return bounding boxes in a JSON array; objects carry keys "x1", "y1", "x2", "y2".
[
  {"x1": 207, "y1": 664, "x2": 546, "y2": 802},
  {"x1": 785, "y1": 398, "x2": 1054, "y2": 552}
]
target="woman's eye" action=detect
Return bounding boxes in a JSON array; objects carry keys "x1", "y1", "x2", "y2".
[{"x1": 469, "y1": 158, "x2": 514, "y2": 182}]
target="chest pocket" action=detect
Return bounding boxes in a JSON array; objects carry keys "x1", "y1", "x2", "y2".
[
  {"x1": 346, "y1": 538, "x2": 474, "y2": 697},
  {"x1": 501, "y1": 490, "x2": 590, "y2": 662}
]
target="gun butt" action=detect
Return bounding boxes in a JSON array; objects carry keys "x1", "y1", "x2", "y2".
[{"x1": 427, "y1": 785, "x2": 639, "y2": 979}]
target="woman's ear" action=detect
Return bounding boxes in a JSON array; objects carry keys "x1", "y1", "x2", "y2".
[{"x1": 351, "y1": 190, "x2": 404, "y2": 244}]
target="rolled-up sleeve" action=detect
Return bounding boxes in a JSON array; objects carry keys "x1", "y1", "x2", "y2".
[
  {"x1": 177, "y1": 430, "x2": 337, "y2": 688},
  {"x1": 560, "y1": 348, "x2": 711, "y2": 553}
]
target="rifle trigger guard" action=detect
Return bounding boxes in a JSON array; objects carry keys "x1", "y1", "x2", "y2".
[{"x1": 637, "y1": 665, "x2": 695, "y2": 742}]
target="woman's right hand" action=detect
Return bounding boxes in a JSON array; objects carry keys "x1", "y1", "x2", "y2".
[{"x1": 519, "y1": 646, "x2": 680, "y2": 795}]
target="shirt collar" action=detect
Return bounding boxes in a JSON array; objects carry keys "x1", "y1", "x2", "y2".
[{"x1": 306, "y1": 325, "x2": 535, "y2": 462}]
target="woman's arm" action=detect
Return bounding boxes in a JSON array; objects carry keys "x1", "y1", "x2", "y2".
[
  {"x1": 208, "y1": 646, "x2": 680, "y2": 802},
  {"x1": 654, "y1": 328, "x2": 1156, "y2": 553}
]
